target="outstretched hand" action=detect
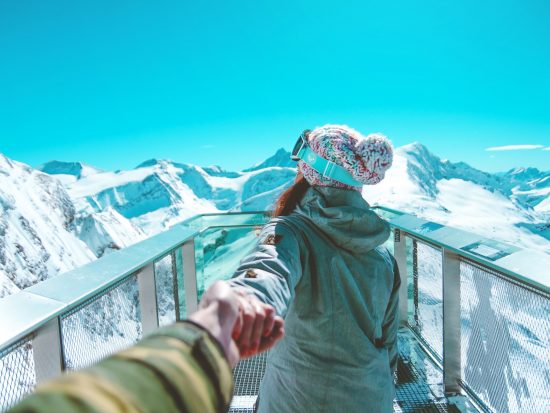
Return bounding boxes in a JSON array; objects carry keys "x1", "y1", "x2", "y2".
[
  {"x1": 231, "y1": 290, "x2": 285, "y2": 358},
  {"x1": 189, "y1": 281, "x2": 284, "y2": 367}
]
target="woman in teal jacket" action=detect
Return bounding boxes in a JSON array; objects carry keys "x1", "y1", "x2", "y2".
[{"x1": 228, "y1": 125, "x2": 400, "y2": 413}]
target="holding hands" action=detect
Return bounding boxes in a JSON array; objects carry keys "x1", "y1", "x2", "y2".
[{"x1": 189, "y1": 281, "x2": 285, "y2": 367}]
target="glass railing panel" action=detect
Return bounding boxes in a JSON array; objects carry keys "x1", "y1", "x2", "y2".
[
  {"x1": 60, "y1": 275, "x2": 142, "y2": 370},
  {"x1": 410, "y1": 240, "x2": 443, "y2": 359},
  {"x1": 178, "y1": 214, "x2": 204, "y2": 230},
  {"x1": 194, "y1": 234, "x2": 206, "y2": 301},
  {"x1": 196, "y1": 226, "x2": 263, "y2": 301},
  {"x1": 460, "y1": 260, "x2": 550, "y2": 413},
  {"x1": 173, "y1": 247, "x2": 185, "y2": 320},
  {"x1": 373, "y1": 206, "x2": 403, "y2": 221},
  {"x1": 0, "y1": 337, "x2": 36, "y2": 412},
  {"x1": 200, "y1": 212, "x2": 269, "y2": 229},
  {"x1": 154, "y1": 254, "x2": 177, "y2": 327}
]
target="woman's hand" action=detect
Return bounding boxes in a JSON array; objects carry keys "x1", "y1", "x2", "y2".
[
  {"x1": 189, "y1": 281, "x2": 284, "y2": 367},
  {"x1": 231, "y1": 290, "x2": 285, "y2": 358}
]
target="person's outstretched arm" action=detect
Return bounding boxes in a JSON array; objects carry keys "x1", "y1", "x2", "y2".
[
  {"x1": 8, "y1": 282, "x2": 284, "y2": 413},
  {"x1": 228, "y1": 220, "x2": 302, "y2": 318}
]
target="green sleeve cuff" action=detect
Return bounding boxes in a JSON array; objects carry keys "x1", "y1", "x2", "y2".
[{"x1": 147, "y1": 321, "x2": 235, "y2": 410}]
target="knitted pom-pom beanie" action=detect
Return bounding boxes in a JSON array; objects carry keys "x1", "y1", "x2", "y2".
[{"x1": 298, "y1": 124, "x2": 393, "y2": 191}]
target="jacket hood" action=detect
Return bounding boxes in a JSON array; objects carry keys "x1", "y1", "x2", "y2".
[{"x1": 293, "y1": 186, "x2": 390, "y2": 253}]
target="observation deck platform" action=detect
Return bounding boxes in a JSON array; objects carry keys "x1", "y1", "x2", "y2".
[{"x1": 1, "y1": 209, "x2": 548, "y2": 413}]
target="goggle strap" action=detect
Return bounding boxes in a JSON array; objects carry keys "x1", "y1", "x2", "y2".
[{"x1": 298, "y1": 147, "x2": 362, "y2": 187}]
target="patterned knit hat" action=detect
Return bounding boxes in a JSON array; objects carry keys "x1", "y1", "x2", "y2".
[{"x1": 298, "y1": 124, "x2": 393, "y2": 190}]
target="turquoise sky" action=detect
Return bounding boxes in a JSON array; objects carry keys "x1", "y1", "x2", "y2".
[{"x1": 1, "y1": 0, "x2": 549, "y2": 172}]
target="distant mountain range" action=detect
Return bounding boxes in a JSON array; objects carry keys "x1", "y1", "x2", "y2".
[{"x1": 1, "y1": 143, "x2": 548, "y2": 299}]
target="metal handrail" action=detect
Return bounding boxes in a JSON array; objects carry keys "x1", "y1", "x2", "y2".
[
  {"x1": 1, "y1": 208, "x2": 547, "y2": 350},
  {"x1": 0, "y1": 211, "x2": 269, "y2": 350},
  {"x1": 0, "y1": 207, "x2": 548, "y2": 412},
  {"x1": 380, "y1": 207, "x2": 549, "y2": 294}
]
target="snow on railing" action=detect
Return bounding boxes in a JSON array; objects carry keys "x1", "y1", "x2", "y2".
[{"x1": 0, "y1": 208, "x2": 548, "y2": 412}]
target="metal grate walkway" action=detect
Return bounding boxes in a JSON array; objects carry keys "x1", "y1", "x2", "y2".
[{"x1": 229, "y1": 329, "x2": 477, "y2": 413}]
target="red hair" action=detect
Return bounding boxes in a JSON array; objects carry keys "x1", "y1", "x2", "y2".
[{"x1": 273, "y1": 173, "x2": 310, "y2": 217}]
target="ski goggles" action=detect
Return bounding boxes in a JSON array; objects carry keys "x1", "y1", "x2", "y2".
[{"x1": 290, "y1": 130, "x2": 363, "y2": 187}]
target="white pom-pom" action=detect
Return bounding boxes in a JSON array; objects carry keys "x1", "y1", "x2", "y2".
[{"x1": 356, "y1": 133, "x2": 393, "y2": 185}]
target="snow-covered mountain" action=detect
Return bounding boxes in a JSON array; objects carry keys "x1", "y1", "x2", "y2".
[
  {"x1": 0, "y1": 157, "x2": 147, "y2": 299},
  {"x1": 0, "y1": 155, "x2": 95, "y2": 298},
  {"x1": 1, "y1": 143, "x2": 549, "y2": 299},
  {"x1": 73, "y1": 207, "x2": 145, "y2": 257},
  {"x1": 38, "y1": 160, "x2": 103, "y2": 185},
  {"x1": 503, "y1": 167, "x2": 550, "y2": 214},
  {"x1": 242, "y1": 148, "x2": 295, "y2": 172},
  {"x1": 63, "y1": 155, "x2": 296, "y2": 235},
  {"x1": 0, "y1": 150, "x2": 296, "y2": 299},
  {"x1": 363, "y1": 142, "x2": 550, "y2": 253},
  {"x1": 37, "y1": 142, "x2": 550, "y2": 252}
]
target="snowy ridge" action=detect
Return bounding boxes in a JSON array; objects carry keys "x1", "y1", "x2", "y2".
[
  {"x1": 67, "y1": 157, "x2": 296, "y2": 235},
  {"x1": 1, "y1": 143, "x2": 549, "y2": 299},
  {"x1": 38, "y1": 160, "x2": 103, "y2": 185},
  {"x1": 365, "y1": 143, "x2": 550, "y2": 253},
  {"x1": 242, "y1": 148, "x2": 295, "y2": 172},
  {"x1": 0, "y1": 149, "x2": 297, "y2": 298},
  {"x1": 504, "y1": 167, "x2": 550, "y2": 213},
  {"x1": 74, "y1": 207, "x2": 146, "y2": 257},
  {"x1": 69, "y1": 161, "x2": 219, "y2": 235},
  {"x1": 0, "y1": 155, "x2": 95, "y2": 298}
]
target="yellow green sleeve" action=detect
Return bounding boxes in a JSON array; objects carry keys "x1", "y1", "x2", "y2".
[{"x1": 9, "y1": 321, "x2": 234, "y2": 413}]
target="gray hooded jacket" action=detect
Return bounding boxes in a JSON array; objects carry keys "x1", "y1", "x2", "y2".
[{"x1": 229, "y1": 186, "x2": 400, "y2": 413}]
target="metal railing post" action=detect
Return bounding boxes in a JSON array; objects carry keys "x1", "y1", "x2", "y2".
[
  {"x1": 442, "y1": 248, "x2": 462, "y2": 394},
  {"x1": 394, "y1": 229, "x2": 408, "y2": 325},
  {"x1": 33, "y1": 318, "x2": 63, "y2": 382},
  {"x1": 182, "y1": 239, "x2": 199, "y2": 315},
  {"x1": 137, "y1": 263, "x2": 159, "y2": 334},
  {"x1": 412, "y1": 240, "x2": 419, "y2": 327}
]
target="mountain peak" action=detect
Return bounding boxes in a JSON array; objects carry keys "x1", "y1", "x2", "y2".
[
  {"x1": 0, "y1": 153, "x2": 14, "y2": 168},
  {"x1": 135, "y1": 158, "x2": 180, "y2": 169},
  {"x1": 505, "y1": 166, "x2": 542, "y2": 176},
  {"x1": 398, "y1": 141, "x2": 431, "y2": 155},
  {"x1": 202, "y1": 165, "x2": 240, "y2": 178},
  {"x1": 396, "y1": 142, "x2": 443, "y2": 170},
  {"x1": 135, "y1": 159, "x2": 162, "y2": 169},
  {"x1": 38, "y1": 160, "x2": 102, "y2": 179},
  {"x1": 243, "y1": 148, "x2": 295, "y2": 172}
]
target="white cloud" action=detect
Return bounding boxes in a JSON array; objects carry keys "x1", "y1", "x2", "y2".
[
  {"x1": 485, "y1": 144, "x2": 544, "y2": 151},
  {"x1": 544, "y1": 147, "x2": 550, "y2": 151}
]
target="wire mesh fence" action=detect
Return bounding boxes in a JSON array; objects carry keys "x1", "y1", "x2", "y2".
[
  {"x1": 0, "y1": 337, "x2": 36, "y2": 412},
  {"x1": 154, "y1": 254, "x2": 177, "y2": 327},
  {"x1": 460, "y1": 260, "x2": 550, "y2": 413},
  {"x1": 409, "y1": 240, "x2": 443, "y2": 359},
  {"x1": 60, "y1": 275, "x2": 142, "y2": 370}
]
